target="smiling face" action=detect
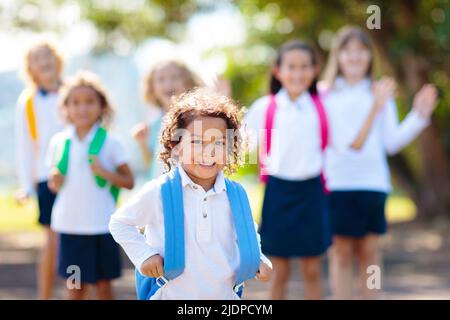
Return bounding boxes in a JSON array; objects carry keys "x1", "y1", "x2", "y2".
[
  {"x1": 177, "y1": 116, "x2": 228, "y2": 188},
  {"x1": 338, "y1": 38, "x2": 372, "y2": 82},
  {"x1": 65, "y1": 86, "x2": 103, "y2": 131},
  {"x1": 28, "y1": 45, "x2": 60, "y2": 88},
  {"x1": 275, "y1": 49, "x2": 316, "y2": 99},
  {"x1": 152, "y1": 64, "x2": 189, "y2": 110}
]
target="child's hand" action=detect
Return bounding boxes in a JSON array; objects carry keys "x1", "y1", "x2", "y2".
[
  {"x1": 140, "y1": 254, "x2": 164, "y2": 278},
  {"x1": 413, "y1": 84, "x2": 438, "y2": 118},
  {"x1": 48, "y1": 167, "x2": 64, "y2": 193},
  {"x1": 15, "y1": 189, "x2": 30, "y2": 206},
  {"x1": 256, "y1": 261, "x2": 272, "y2": 282},
  {"x1": 372, "y1": 77, "x2": 397, "y2": 111},
  {"x1": 89, "y1": 156, "x2": 107, "y2": 178},
  {"x1": 131, "y1": 123, "x2": 149, "y2": 144}
]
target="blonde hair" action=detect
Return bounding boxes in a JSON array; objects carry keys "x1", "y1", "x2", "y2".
[
  {"x1": 143, "y1": 60, "x2": 203, "y2": 107},
  {"x1": 160, "y1": 88, "x2": 244, "y2": 175},
  {"x1": 322, "y1": 26, "x2": 378, "y2": 86},
  {"x1": 22, "y1": 40, "x2": 64, "y2": 88},
  {"x1": 59, "y1": 70, "x2": 114, "y2": 127}
]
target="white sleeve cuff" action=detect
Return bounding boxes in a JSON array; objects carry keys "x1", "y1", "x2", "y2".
[
  {"x1": 260, "y1": 254, "x2": 273, "y2": 270},
  {"x1": 409, "y1": 109, "x2": 431, "y2": 129}
]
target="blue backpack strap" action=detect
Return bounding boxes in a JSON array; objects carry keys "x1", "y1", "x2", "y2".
[
  {"x1": 160, "y1": 167, "x2": 185, "y2": 280},
  {"x1": 225, "y1": 179, "x2": 260, "y2": 286},
  {"x1": 135, "y1": 269, "x2": 159, "y2": 300},
  {"x1": 135, "y1": 167, "x2": 185, "y2": 300}
]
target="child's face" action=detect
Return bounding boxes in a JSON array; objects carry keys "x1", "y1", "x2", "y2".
[
  {"x1": 275, "y1": 49, "x2": 316, "y2": 98},
  {"x1": 153, "y1": 64, "x2": 188, "y2": 110},
  {"x1": 338, "y1": 38, "x2": 372, "y2": 81},
  {"x1": 177, "y1": 116, "x2": 228, "y2": 183},
  {"x1": 66, "y1": 86, "x2": 103, "y2": 130},
  {"x1": 28, "y1": 46, "x2": 59, "y2": 86}
]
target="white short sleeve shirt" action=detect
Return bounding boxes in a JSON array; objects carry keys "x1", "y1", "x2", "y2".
[
  {"x1": 49, "y1": 124, "x2": 128, "y2": 234},
  {"x1": 244, "y1": 89, "x2": 323, "y2": 181}
]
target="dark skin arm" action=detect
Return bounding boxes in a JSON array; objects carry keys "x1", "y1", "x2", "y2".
[
  {"x1": 90, "y1": 156, "x2": 134, "y2": 190},
  {"x1": 47, "y1": 167, "x2": 65, "y2": 194}
]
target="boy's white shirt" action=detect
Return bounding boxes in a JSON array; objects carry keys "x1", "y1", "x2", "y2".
[
  {"x1": 47, "y1": 123, "x2": 128, "y2": 234},
  {"x1": 109, "y1": 164, "x2": 271, "y2": 300},
  {"x1": 324, "y1": 77, "x2": 430, "y2": 192},
  {"x1": 15, "y1": 90, "x2": 63, "y2": 195}
]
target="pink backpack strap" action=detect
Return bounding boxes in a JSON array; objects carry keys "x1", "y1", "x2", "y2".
[
  {"x1": 311, "y1": 93, "x2": 330, "y2": 194},
  {"x1": 259, "y1": 94, "x2": 276, "y2": 184},
  {"x1": 311, "y1": 94, "x2": 329, "y2": 151}
]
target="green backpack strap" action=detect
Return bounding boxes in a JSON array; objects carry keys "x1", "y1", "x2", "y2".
[
  {"x1": 88, "y1": 127, "x2": 108, "y2": 187},
  {"x1": 88, "y1": 127, "x2": 121, "y2": 203},
  {"x1": 56, "y1": 126, "x2": 120, "y2": 203},
  {"x1": 56, "y1": 138, "x2": 71, "y2": 176},
  {"x1": 110, "y1": 185, "x2": 120, "y2": 203}
]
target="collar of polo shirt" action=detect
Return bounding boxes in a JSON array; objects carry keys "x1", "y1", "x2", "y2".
[
  {"x1": 277, "y1": 88, "x2": 311, "y2": 108},
  {"x1": 68, "y1": 121, "x2": 101, "y2": 143},
  {"x1": 335, "y1": 76, "x2": 371, "y2": 91}
]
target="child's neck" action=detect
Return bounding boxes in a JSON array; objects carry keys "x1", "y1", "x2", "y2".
[
  {"x1": 343, "y1": 75, "x2": 366, "y2": 85},
  {"x1": 38, "y1": 79, "x2": 60, "y2": 93},
  {"x1": 182, "y1": 166, "x2": 216, "y2": 192},
  {"x1": 75, "y1": 124, "x2": 96, "y2": 140},
  {"x1": 285, "y1": 90, "x2": 306, "y2": 102}
]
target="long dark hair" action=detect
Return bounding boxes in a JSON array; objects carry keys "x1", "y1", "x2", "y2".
[{"x1": 270, "y1": 40, "x2": 318, "y2": 95}]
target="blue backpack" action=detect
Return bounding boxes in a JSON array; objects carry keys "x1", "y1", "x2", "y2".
[{"x1": 135, "y1": 167, "x2": 261, "y2": 300}]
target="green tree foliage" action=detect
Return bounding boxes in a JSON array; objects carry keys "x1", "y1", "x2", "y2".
[{"x1": 3, "y1": 0, "x2": 449, "y2": 216}]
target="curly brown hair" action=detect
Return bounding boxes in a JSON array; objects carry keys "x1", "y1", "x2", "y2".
[
  {"x1": 159, "y1": 88, "x2": 244, "y2": 174},
  {"x1": 59, "y1": 70, "x2": 114, "y2": 127}
]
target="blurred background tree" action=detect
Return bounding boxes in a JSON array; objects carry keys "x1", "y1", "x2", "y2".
[
  {"x1": 2, "y1": 0, "x2": 449, "y2": 219},
  {"x1": 228, "y1": 0, "x2": 450, "y2": 220}
]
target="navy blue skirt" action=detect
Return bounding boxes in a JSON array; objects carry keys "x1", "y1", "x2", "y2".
[
  {"x1": 58, "y1": 233, "x2": 122, "y2": 284},
  {"x1": 329, "y1": 191, "x2": 387, "y2": 238},
  {"x1": 36, "y1": 181, "x2": 56, "y2": 226},
  {"x1": 259, "y1": 175, "x2": 332, "y2": 258}
]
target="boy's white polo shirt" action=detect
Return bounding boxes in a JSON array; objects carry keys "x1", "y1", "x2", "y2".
[{"x1": 110, "y1": 165, "x2": 269, "y2": 300}]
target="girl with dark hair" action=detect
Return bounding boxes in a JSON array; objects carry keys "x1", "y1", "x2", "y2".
[{"x1": 245, "y1": 40, "x2": 331, "y2": 300}]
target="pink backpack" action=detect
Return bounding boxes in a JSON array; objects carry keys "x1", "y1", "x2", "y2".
[{"x1": 259, "y1": 93, "x2": 330, "y2": 193}]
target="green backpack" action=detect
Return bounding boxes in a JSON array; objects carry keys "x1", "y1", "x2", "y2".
[{"x1": 56, "y1": 126, "x2": 120, "y2": 203}]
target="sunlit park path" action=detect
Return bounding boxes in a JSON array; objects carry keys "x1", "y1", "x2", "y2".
[{"x1": 1, "y1": 186, "x2": 450, "y2": 300}]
